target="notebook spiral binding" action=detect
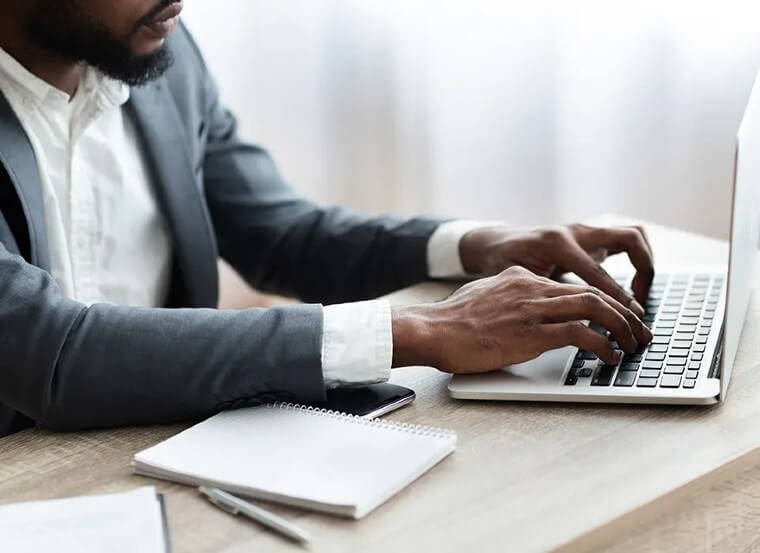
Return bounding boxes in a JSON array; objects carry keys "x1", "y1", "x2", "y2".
[{"x1": 267, "y1": 402, "x2": 457, "y2": 439}]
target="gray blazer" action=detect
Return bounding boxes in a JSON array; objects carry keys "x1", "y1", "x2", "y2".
[{"x1": 0, "y1": 24, "x2": 444, "y2": 437}]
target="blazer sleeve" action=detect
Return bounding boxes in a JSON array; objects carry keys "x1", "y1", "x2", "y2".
[
  {"x1": 191, "y1": 36, "x2": 447, "y2": 304},
  {"x1": 0, "y1": 242, "x2": 326, "y2": 431}
]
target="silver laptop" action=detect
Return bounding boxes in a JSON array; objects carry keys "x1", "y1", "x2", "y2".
[{"x1": 448, "y1": 72, "x2": 760, "y2": 406}]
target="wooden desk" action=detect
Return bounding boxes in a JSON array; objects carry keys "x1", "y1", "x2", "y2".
[{"x1": 2, "y1": 217, "x2": 759, "y2": 553}]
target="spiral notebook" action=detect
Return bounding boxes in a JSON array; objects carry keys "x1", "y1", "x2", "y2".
[{"x1": 133, "y1": 404, "x2": 457, "y2": 519}]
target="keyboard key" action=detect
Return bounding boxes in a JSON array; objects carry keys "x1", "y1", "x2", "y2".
[
  {"x1": 591, "y1": 365, "x2": 616, "y2": 386},
  {"x1": 640, "y1": 369, "x2": 661, "y2": 378},
  {"x1": 623, "y1": 353, "x2": 643, "y2": 362},
  {"x1": 685, "y1": 302, "x2": 704, "y2": 310},
  {"x1": 668, "y1": 350, "x2": 688, "y2": 358},
  {"x1": 701, "y1": 320, "x2": 713, "y2": 327},
  {"x1": 666, "y1": 357, "x2": 687, "y2": 366},
  {"x1": 683, "y1": 379, "x2": 697, "y2": 389},
  {"x1": 682, "y1": 309, "x2": 701, "y2": 317},
  {"x1": 656, "y1": 321, "x2": 675, "y2": 329},
  {"x1": 671, "y1": 340, "x2": 692, "y2": 349},
  {"x1": 691, "y1": 353, "x2": 704, "y2": 361},
  {"x1": 662, "y1": 306, "x2": 680, "y2": 313},
  {"x1": 619, "y1": 362, "x2": 639, "y2": 372},
  {"x1": 686, "y1": 369, "x2": 699, "y2": 379},
  {"x1": 579, "y1": 368, "x2": 593, "y2": 377},
  {"x1": 614, "y1": 371, "x2": 636, "y2": 387},
  {"x1": 654, "y1": 329, "x2": 673, "y2": 336},
  {"x1": 637, "y1": 377, "x2": 658, "y2": 387},
  {"x1": 659, "y1": 313, "x2": 678, "y2": 321},
  {"x1": 653, "y1": 336, "x2": 671, "y2": 344},
  {"x1": 696, "y1": 336, "x2": 708, "y2": 344},
  {"x1": 578, "y1": 350, "x2": 597, "y2": 360},
  {"x1": 688, "y1": 361, "x2": 701, "y2": 370},
  {"x1": 648, "y1": 344, "x2": 668, "y2": 353},
  {"x1": 660, "y1": 374, "x2": 682, "y2": 388},
  {"x1": 674, "y1": 333, "x2": 694, "y2": 342},
  {"x1": 572, "y1": 359, "x2": 585, "y2": 369},
  {"x1": 565, "y1": 376, "x2": 578, "y2": 385},
  {"x1": 645, "y1": 352, "x2": 666, "y2": 361},
  {"x1": 693, "y1": 344, "x2": 706, "y2": 353},
  {"x1": 642, "y1": 361, "x2": 663, "y2": 370},
  {"x1": 679, "y1": 315, "x2": 700, "y2": 323},
  {"x1": 664, "y1": 365, "x2": 685, "y2": 374},
  {"x1": 697, "y1": 327, "x2": 711, "y2": 336},
  {"x1": 703, "y1": 313, "x2": 715, "y2": 320}
]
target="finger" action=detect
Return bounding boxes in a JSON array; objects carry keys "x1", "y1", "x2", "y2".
[
  {"x1": 533, "y1": 294, "x2": 638, "y2": 353},
  {"x1": 633, "y1": 225, "x2": 653, "y2": 257},
  {"x1": 537, "y1": 283, "x2": 652, "y2": 346},
  {"x1": 603, "y1": 227, "x2": 655, "y2": 304},
  {"x1": 556, "y1": 244, "x2": 646, "y2": 317},
  {"x1": 540, "y1": 322, "x2": 622, "y2": 365}
]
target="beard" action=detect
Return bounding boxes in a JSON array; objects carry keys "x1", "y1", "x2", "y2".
[{"x1": 26, "y1": 0, "x2": 174, "y2": 86}]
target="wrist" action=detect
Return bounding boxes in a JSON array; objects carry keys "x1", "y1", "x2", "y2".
[
  {"x1": 391, "y1": 305, "x2": 439, "y2": 368},
  {"x1": 459, "y1": 227, "x2": 495, "y2": 275}
]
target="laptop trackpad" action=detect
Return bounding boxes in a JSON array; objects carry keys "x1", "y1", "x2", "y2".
[{"x1": 499, "y1": 346, "x2": 574, "y2": 385}]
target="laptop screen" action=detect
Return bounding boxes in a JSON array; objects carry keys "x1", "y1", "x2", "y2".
[{"x1": 721, "y1": 69, "x2": 760, "y2": 398}]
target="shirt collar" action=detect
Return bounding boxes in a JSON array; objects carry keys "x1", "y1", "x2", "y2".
[{"x1": 0, "y1": 46, "x2": 130, "y2": 109}]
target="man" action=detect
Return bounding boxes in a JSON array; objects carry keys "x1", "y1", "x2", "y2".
[{"x1": 0, "y1": 0, "x2": 653, "y2": 438}]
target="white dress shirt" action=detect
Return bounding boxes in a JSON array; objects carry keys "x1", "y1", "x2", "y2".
[
  {"x1": 0, "y1": 47, "x2": 491, "y2": 388},
  {"x1": 0, "y1": 48, "x2": 173, "y2": 308}
]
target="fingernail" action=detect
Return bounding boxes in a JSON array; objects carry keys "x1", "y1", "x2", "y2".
[
  {"x1": 614, "y1": 350, "x2": 623, "y2": 364},
  {"x1": 630, "y1": 300, "x2": 645, "y2": 317}
]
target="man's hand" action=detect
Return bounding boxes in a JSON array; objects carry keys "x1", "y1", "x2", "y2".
[
  {"x1": 391, "y1": 266, "x2": 653, "y2": 373},
  {"x1": 459, "y1": 223, "x2": 654, "y2": 315}
]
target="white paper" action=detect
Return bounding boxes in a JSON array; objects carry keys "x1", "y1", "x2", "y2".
[{"x1": 0, "y1": 486, "x2": 166, "y2": 553}]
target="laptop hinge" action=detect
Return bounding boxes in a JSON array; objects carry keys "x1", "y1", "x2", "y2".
[{"x1": 708, "y1": 328, "x2": 724, "y2": 379}]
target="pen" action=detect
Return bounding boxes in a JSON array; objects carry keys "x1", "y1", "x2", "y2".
[{"x1": 199, "y1": 486, "x2": 312, "y2": 544}]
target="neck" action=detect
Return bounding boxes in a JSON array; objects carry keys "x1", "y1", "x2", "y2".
[{"x1": 0, "y1": 8, "x2": 84, "y2": 97}]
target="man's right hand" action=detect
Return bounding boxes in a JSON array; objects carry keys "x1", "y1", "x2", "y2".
[{"x1": 391, "y1": 266, "x2": 653, "y2": 374}]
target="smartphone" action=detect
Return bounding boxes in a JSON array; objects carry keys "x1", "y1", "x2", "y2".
[{"x1": 305, "y1": 383, "x2": 415, "y2": 419}]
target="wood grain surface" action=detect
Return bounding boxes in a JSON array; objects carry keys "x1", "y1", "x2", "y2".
[{"x1": 2, "y1": 216, "x2": 759, "y2": 553}]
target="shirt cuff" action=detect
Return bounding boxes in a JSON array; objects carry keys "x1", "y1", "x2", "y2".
[
  {"x1": 427, "y1": 220, "x2": 501, "y2": 279},
  {"x1": 321, "y1": 299, "x2": 392, "y2": 389}
]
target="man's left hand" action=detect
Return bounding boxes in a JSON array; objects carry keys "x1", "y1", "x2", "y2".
[{"x1": 459, "y1": 223, "x2": 655, "y2": 316}]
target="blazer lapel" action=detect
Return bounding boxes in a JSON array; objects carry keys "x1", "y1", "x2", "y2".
[
  {"x1": 0, "y1": 91, "x2": 50, "y2": 270},
  {"x1": 127, "y1": 81, "x2": 219, "y2": 308}
]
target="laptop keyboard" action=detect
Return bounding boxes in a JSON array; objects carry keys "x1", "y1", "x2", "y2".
[{"x1": 564, "y1": 273, "x2": 723, "y2": 389}]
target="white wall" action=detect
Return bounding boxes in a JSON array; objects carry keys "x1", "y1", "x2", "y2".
[{"x1": 184, "y1": 1, "x2": 760, "y2": 239}]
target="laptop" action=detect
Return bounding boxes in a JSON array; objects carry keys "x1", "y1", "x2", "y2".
[{"x1": 448, "y1": 72, "x2": 760, "y2": 406}]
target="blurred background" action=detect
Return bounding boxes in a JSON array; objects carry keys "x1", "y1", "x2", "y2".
[{"x1": 182, "y1": 1, "x2": 760, "y2": 304}]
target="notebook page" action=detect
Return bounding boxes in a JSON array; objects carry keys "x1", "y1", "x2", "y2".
[
  {"x1": 135, "y1": 405, "x2": 456, "y2": 516},
  {"x1": 0, "y1": 487, "x2": 166, "y2": 553}
]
